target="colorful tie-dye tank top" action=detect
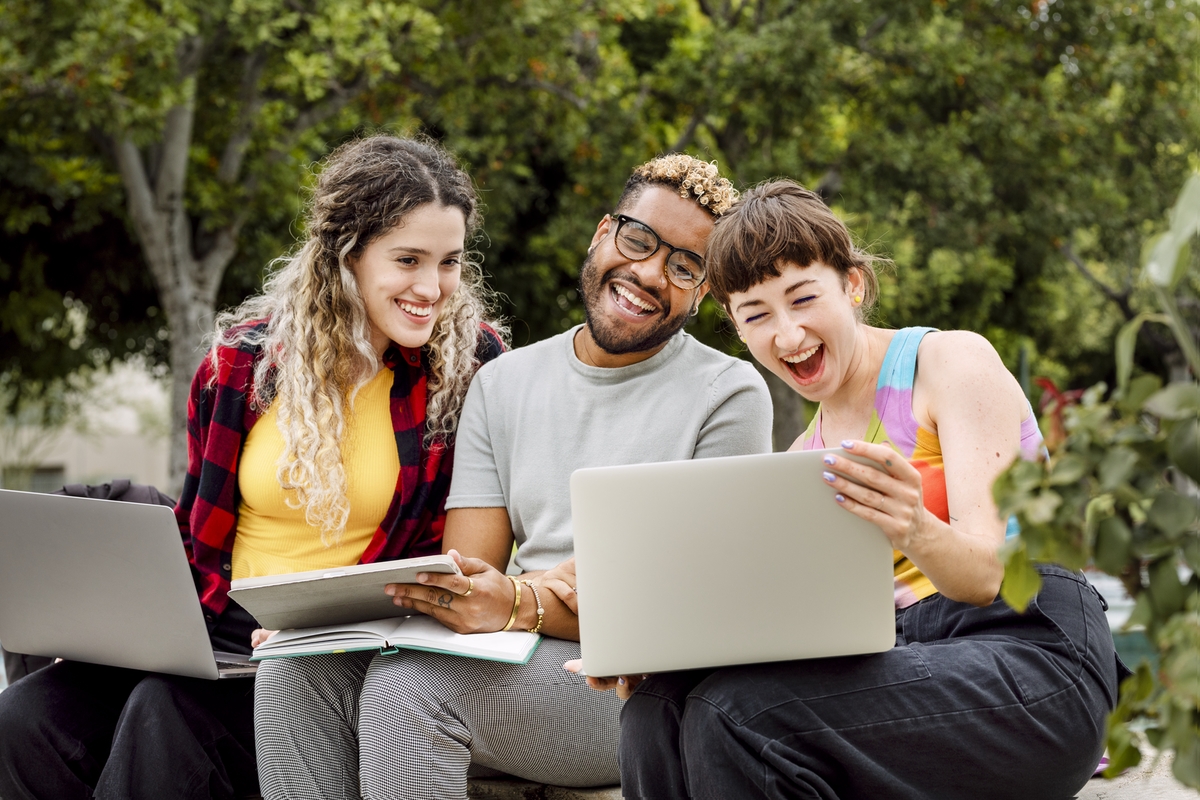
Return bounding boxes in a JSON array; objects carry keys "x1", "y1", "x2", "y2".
[{"x1": 801, "y1": 327, "x2": 1044, "y2": 609}]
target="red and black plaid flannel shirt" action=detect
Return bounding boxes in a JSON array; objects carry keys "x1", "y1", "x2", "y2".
[{"x1": 174, "y1": 321, "x2": 504, "y2": 624}]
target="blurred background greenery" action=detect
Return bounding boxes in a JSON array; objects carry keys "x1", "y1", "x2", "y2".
[{"x1": 1, "y1": 0, "x2": 1197, "y2": 490}]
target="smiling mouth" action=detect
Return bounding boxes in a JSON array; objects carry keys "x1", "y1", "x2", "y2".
[
  {"x1": 610, "y1": 283, "x2": 658, "y2": 316},
  {"x1": 398, "y1": 300, "x2": 432, "y2": 318},
  {"x1": 781, "y1": 343, "x2": 823, "y2": 383}
]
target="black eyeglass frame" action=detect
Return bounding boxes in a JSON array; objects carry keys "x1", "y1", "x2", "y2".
[{"x1": 610, "y1": 214, "x2": 707, "y2": 290}]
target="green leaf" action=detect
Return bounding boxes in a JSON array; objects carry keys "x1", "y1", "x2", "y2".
[
  {"x1": 1047, "y1": 453, "x2": 1088, "y2": 486},
  {"x1": 1169, "y1": 417, "x2": 1200, "y2": 485},
  {"x1": 1174, "y1": 734, "x2": 1200, "y2": 790},
  {"x1": 1183, "y1": 536, "x2": 1200, "y2": 575},
  {"x1": 1095, "y1": 516, "x2": 1133, "y2": 575},
  {"x1": 1148, "y1": 489, "x2": 1198, "y2": 539},
  {"x1": 1105, "y1": 721, "x2": 1143, "y2": 778},
  {"x1": 1123, "y1": 376, "x2": 1161, "y2": 412},
  {"x1": 1165, "y1": 646, "x2": 1200, "y2": 706},
  {"x1": 1144, "y1": 173, "x2": 1200, "y2": 289},
  {"x1": 1127, "y1": 590, "x2": 1154, "y2": 628},
  {"x1": 1149, "y1": 557, "x2": 1185, "y2": 616},
  {"x1": 1145, "y1": 384, "x2": 1200, "y2": 420},
  {"x1": 1116, "y1": 314, "x2": 1150, "y2": 393},
  {"x1": 1099, "y1": 447, "x2": 1140, "y2": 490},
  {"x1": 1024, "y1": 490, "x2": 1063, "y2": 524},
  {"x1": 1000, "y1": 545, "x2": 1042, "y2": 613}
]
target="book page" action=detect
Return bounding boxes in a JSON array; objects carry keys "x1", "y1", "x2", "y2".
[{"x1": 391, "y1": 616, "x2": 539, "y2": 662}]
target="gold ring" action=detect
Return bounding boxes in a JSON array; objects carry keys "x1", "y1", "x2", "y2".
[{"x1": 462, "y1": 577, "x2": 474, "y2": 597}]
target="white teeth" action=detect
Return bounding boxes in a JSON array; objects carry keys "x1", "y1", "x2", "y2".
[
  {"x1": 782, "y1": 344, "x2": 820, "y2": 364},
  {"x1": 613, "y1": 284, "x2": 655, "y2": 312},
  {"x1": 399, "y1": 301, "x2": 431, "y2": 317}
]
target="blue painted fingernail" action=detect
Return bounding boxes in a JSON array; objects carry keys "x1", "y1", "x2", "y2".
[
  {"x1": 823, "y1": 454, "x2": 836, "y2": 465},
  {"x1": 823, "y1": 471, "x2": 836, "y2": 483},
  {"x1": 841, "y1": 440, "x2": 854, "y2": 449},
  {"x1": 835, "y1": 493, "x2": 846, "y2": 503}
]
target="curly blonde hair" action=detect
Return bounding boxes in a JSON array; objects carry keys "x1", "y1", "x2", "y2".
[
  {"x1": 210, "y1": 135, "x2": 505, "y2": 542},
  {"x1": 617, "y1": 153, "x2": 739, "y2": 216}
]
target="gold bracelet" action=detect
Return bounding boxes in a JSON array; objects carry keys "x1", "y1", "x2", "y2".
[
  {"x1": 502, "y1": 575, "x2": 522, "y2": 631},
  {"x1": 521, "y1": 579, "x2": 545, "y2": 634}
]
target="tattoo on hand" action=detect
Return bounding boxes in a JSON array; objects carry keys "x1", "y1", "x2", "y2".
[
  {"x1": 885, "y1": 459, "x2": 893, "y2": 467},
  {"x1": 437, "y1": 592, "x2": 453, "y2": 608}
]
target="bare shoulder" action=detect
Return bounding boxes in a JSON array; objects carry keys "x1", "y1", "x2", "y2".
[
  {"x1": 918, "y1": 330, "x2": 1004, "y2": 376},
  {"x1": 915, "y1": 330, "x2": 1024, "y2": 426}
]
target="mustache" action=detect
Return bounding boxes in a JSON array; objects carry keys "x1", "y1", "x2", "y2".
[{"x1": 598, "y1": 267, "x2": 665, "y2": 307}]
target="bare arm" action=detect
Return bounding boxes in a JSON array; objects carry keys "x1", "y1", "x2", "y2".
[
  {"x1": 388, "y1": 507, "x2": 581, "y2": 639},
  {"x1": 820, "y1": 332, "x2": 1023, "y2": 605}
]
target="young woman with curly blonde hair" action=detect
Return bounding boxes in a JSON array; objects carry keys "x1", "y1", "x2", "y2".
[{"x1": 0, "y1": 133, "x2": 504, "y2": 800}]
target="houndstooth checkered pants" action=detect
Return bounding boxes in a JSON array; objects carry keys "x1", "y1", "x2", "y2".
[{"x1": 253, "y1": 638, "x2": 622, "y2": 800}]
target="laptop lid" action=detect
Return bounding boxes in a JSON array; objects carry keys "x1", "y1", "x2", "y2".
[
  {"x1": 571, "y1": 449, "x2": 896, "y2": 677},
  {"x1": 0, "y1": 489, "x2": 224, "y2": 680}
]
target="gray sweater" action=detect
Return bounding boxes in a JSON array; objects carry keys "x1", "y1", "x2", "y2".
[{"x1": 446, "y1": 326, "x2": 773, "y2": 572}]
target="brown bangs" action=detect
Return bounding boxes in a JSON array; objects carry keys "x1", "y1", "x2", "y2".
[{"x1": 704, "y1": 179, "x2": 879, "y2": 310}]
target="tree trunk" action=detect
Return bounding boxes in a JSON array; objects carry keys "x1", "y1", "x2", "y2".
[{"x1": 110, "y1": 43, "x2": 234, "y2": 494}]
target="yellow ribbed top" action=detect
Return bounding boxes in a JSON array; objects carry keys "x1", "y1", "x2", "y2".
[{"x1": 231, "y1": 368, "x2": 400, "y2": 580}]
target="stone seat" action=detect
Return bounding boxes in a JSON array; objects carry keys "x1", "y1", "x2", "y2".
[
  {"x1": 466, "y1": 780, "x2": 621, "y2": 799},
  {"x1": 461, "y1": 753, "x2": 1200, "y2": 800}
]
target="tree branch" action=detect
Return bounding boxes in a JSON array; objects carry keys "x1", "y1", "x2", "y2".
[
  {"x1": 240, "y1": 71, "x2": 373, "y2": 202},
  {"x1": 216, "y1": 48, "x2": 268, "y2": 185},
  {"x1": 1059, "y1": 242, "x2": 1134, "y2": 319},
  {"x1": 670, "y1": 106, "x2": 707, "y2": 152},
  {"x1": 859, "y1": 14, "x2": 890, "y2": 53},
  {"x1": 514, "y1": 78, "x2": 587, "y2": 110},
  {"x1": 153, "y1": 36, "x2": 203, "y2": 209},
  {"x1": 111, "y1": 135, "x2": 172, "y2": 289}
]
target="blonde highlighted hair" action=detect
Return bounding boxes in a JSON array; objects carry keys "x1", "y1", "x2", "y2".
[{"x1": 211, "y1": 134, "x2": 505, "y2": 542}]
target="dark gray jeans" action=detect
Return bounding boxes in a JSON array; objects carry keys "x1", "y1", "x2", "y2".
[{"x1": 620, "y1": 566, "x2": 1122, "y2": 800}]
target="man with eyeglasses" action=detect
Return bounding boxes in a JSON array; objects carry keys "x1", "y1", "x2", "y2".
[{"x1": 253, "y1": 154, "x2": 773, "y2": 798}]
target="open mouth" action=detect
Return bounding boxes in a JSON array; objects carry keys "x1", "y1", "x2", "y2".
[
  {"x1": 609, "y1": 283, "x2": 658, "y2": 318},
  {"x1": 781, "y1": 343, "x2": 824, "y2": 384},
  {"x1": 397, "y1": 300, "x2": 433, "y2": 321}
]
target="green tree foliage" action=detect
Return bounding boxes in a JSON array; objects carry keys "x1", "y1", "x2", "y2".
[
  {"x1": 0, "y1": 0, "x2": 652, "y2": 485},
  {"x1": 626, "y1": 0, "x2": 1199, "y2": 384},
  {"x1": 1, "y1": 0, "x2": 1197, "y2": 481},
  {"x1": 995, "y1": 174, "x2": 1200, "y2": 787}
]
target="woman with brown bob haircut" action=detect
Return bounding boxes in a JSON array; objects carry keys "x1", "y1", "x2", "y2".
[{"x1": 610, "y1": 179, "x2": 1124, "y2": 799}]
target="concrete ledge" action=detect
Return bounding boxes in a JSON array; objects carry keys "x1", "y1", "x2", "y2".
[
  {"x1": 1076, "y1": 754, "x2": 1199, "y2": 799},
  {"x1": 466, "y1": 779, "x2": 621, "y2": 799},
  {"x1": 465, "y1": 756, "x2": 1200, "y2": 800}
]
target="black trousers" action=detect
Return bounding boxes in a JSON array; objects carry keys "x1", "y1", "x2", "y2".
[
  {"x1": 619, "y1": 566, "x2": 1122, "y2": 800},
  {"x1": 0, "y1": 660, "x2": 256, "y2": 800}
]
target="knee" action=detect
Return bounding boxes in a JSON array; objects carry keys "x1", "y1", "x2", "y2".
[
  {"x1": 0, "y1": 680, "x2": 44, "y2": 754},
  {"x1": 360, "y1": 655, "x2": 440, "y2": 721},
  {"x1": 621, "y1": 685, "x2": 682, "y2": 753}
]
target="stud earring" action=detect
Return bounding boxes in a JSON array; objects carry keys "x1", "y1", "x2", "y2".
[{"x1": 854, "y1": 295, "x2": 862, "y2": 304}]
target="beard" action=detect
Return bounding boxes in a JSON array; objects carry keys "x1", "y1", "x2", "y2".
[{"x1": 578, "y1": 249, "x2": 692, "y2": 356}]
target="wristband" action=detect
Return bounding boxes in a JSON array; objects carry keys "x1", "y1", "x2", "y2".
[
  {"x1": 502, "y1": 575, "x2": 522, "y2": 632},
  {"x1": 521, "y1": 579, "x2": 545, "y2": 635}
]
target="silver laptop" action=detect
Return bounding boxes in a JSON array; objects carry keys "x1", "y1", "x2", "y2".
[
  {"x1": 571, "y1": 449, "x2": 896, "y2": 677},
  {"x1": 0, "y1": 489, "x2": 255, "y2": 680}
]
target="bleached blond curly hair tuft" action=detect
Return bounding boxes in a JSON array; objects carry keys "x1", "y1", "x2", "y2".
[
  {"x1": 209, "y1": 134, "x2": 505, "y2": 543},
  {"x1": 620, "y1": 153, "x2": 739, "y2": 216}
]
